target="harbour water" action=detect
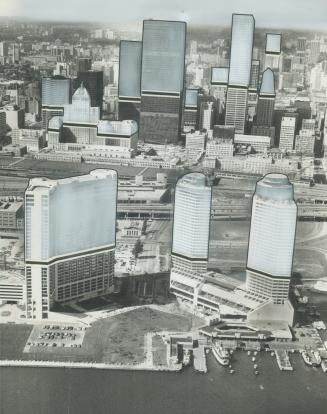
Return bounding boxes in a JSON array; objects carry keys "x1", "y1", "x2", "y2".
[{"x1": 1, "y1": 352, "x2": 326, "y2": 414}]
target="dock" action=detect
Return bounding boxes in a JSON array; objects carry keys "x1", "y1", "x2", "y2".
[
  {"x1": 193, "y1": 346, "x2": 207, "y2": 373},
  {"x1": 275, "y1": 350, "x2": 293, "y2": 371}
]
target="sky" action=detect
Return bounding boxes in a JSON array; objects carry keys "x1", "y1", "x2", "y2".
[{"x1": 0, "y1": 0, "x2": 326, "y2": 30}]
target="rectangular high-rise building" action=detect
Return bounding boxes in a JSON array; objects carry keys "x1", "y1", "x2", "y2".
[
  {"x1": 264, "y1": 33, "x2": 281, "y2": 70},
  {"x1": 139, "y1": 20, "x2": 186, "y2": 144},
  {"x1": 41, "y1": 76, "x2": 71, "y2": 131},
  {"x1": 25, "y1": 170, "x2": 117, "y2": 319},
  {"x1": 279, "y1": 116, "x2": 296, "y2": 151},
  {"x1": 225, "y1": 14, "x2": 255, "y2": 134},
  {"x1": 76, "y1": 70, "x2": 104, "y2": 110},
  {"x1": 118, "y1": 40, "x2": 142, "y2": 123}
]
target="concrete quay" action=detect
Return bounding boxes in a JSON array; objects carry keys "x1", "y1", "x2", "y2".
[{"x1": 0, "y1": 359, "x2": 183, "y2": 372}]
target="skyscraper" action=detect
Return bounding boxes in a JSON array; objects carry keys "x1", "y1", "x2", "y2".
[
  {"x1": 41, "y1": 76, "x2": 71, "y2": 130},
  {"x1": 25, "y1": 169, "x2": 117, "y2": 319},
  {"x1": 171, "y1": 173, "x2": 212, "y2": 274},
  {"x1": 210, "y1": 67, "x2": 228, "y2": 122},
  {"x1": 256, "y1": 68, "x2": 276, "y2": 127},
  {"x1": 139, "y1": 20, "x2": 186, "y2": 144},
  {"x1": 78, "y1": 57, "x2": 92, "y2": 73},
  {"x1": 183, "y1": 88, "x2": 199, "y2": 132},
  {"x1": 245, "y1": 174, "x2": 297, "y2": 325},
  {"x1": 264, "y1": 33, "x2": 281, "y2": 70},
  {"x1": 279, "y1": 116, "x2": 296, "y2": 151},
  {"x1": 225, "y1": 14, "x2": 255, "y2": 133},
  {"x1": 246, "y1": 174, "x2": 297, "y2": 306},
  {"x1": 118, "y1": 40, "x2": 142, "y2": 123},
  {"x1": 76, "y1": 70, "x2": 104, "y2": 110}
]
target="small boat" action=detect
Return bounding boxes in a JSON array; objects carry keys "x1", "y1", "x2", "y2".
[
  {"x1": 270, "y1": 351, "x2": 275, "y2": 357},
  {"x1": 254, "y1": 371, "x2": 259, "y2": 375},
  {"x1": 254, "y1": 351, "x2": 258, "y2": 356},
  {"x1": 212, "y1": 344, "x2": 230, "y2": 366},
  {"x1": 301, "y1": 350, "x2": 321, "y2": 367},
  {"x1": 229, "y1": 369, "x2": 234, "y2": 374},
  {"x1": 247, "y1": 351, "x2": 251, "y2": 356},
  {"x1": 252, "y1": 357, "x2": 256, "y2": 362},
  {"x1": 254, "y1": 364, "x2": 258, "y2": 369}
]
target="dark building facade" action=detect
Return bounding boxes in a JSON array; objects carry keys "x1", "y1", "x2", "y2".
[
  {"x1": 75, "y1": 70, "x2": 104, "y2": 110},
  {"x1": 118, "y1": 40, "x2": 142, "y2": 123},
  {"x1": 139, "y1": 20, "x2": 186, "y2": 144}
]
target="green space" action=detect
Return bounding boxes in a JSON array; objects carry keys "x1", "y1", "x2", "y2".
[
  {"x1": 152, "y1": 334, "x2": 168, "y2": 366},
  {"x1": 0, "y1": 324, "x2": 33, "y2": 360},
  {"x1": 0, "y1": 308, "x2": 191, "y2": 365}
]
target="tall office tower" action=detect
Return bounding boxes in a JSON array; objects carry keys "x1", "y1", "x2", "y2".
[
  {"x1": 309, "y1": 39, "x2": 321, "y2": 64},
  {"x1": 171, "y1": 173, "x2": 212, "y2": 274},
  {"x1": 248, "y1": 60, "x2": 260, "y2": 121},
  {"x1": 264, "y1": 33, "x2": 281, "y2": 70},
  {"x1": 76, "y1": 70, "x2": 104, "y2": 110},
  {"x1": 273, "y1": 107, "x2": 298, "y2": 147},
  {"x1": 118, "y1": 40, "x2": 142, "y2": 123},
  {"x1": 246, "y1": 174, "x2": 297, "y2": 299},
  {"x1": 210, "y1": 67, "x2": 228, "y2": 123},
  {"x1": 256, "y1": 68, "x2": 275, "y2": 127},
  {"x1": 294, "y1": 98, "x2": 312, "y2": 132},
  {"x1": 279, "y1": 116, "x2": 296, "y2": 151},
  {"x1": 249, "y1": 60, "x2": 260, "y2": 91},
  {"x1": 25, "y1": 169, "x2": 117, "y2": 320},
  {"x1": 199, "y1": 101, "x2": 215, "y2": 131},
  {"x1": 297, "y1": 37, "x2": 307, "y2": 53},
  {"x1": 295, "y1": 129, "x2": 315, "y2": 155},
  {"x1": 139, "y1": 20, "x2": 186, "y2": 144},
  {"x1": 41, "y1": 76, "x2": 71, "y2": 131},
  {"x1": 0, "y1": 41, "x2": 8, "y2": 57},
  {"x1": 183, "y1": 88, "x2": 199, "y2": 132},
  {"x1": 78, "y1": 57, "x2": 92, "y2": 74},
  {"x1": 225, "y1": 14, "x2": 255, "y2": 133},
  {"x1": 12, "y1": 43, "x2": 20, "y2": 63}
]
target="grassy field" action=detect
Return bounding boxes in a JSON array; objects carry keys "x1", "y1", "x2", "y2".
[
  {"x1": 0, "y1": 308, "x2": 191, "y2": 365},
  {"x1": 0, "y1": 324, "x2": 33, "y2": 360}
]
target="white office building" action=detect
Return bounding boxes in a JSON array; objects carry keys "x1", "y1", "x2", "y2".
[
  {"x1": 246, "y1": 174, "x2": 297, "y2": 304},
  {"x1": 25, "y1": 169, "x2": 117, "y2": 319},
  {"x1": 225, "y1": 14, "x2": 255, "y2": 134}
]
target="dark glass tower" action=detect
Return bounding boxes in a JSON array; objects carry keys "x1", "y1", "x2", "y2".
[
  {"x1": 76, "y1": 70, "x2": 104, "y2": 110},
  {"x1": 139, "y1": 20, "x2": 186, "y2": 144},
  {"x1": 256, "y1": 68, "x2": 276, "y2": 127},
  {"x1": 118, "y1": 40, "x2": 142, "y2": 123}
]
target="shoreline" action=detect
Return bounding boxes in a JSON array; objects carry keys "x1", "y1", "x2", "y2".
[{"x1": 0, "y1": 359, "x2": 183, "y2": 372}]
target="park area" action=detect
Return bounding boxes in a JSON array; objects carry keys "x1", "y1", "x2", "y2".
[{"x1": 0, "y1": 307, "x2": 192, "y2": 365}]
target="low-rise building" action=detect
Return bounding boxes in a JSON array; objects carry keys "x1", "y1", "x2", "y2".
[
  {"x1": 0, "y1": 272, "x2": 25, "y2": 305},
  {"x1": 11, "y1": 128, "x2": 45, "y2": 152},
  {"x1": 0, "y1": 200, "x2": 24, "y2": 229},
  {"x1": 234, "y1": 134, "x2": 272, "y2": 152}
]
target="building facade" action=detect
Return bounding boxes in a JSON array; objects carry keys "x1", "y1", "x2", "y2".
[{"x1": 25, "y1": 170, "x2": 117, "y2": 319}]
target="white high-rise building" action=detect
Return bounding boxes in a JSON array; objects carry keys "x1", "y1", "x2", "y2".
[
  {"x1": 25, "y1": 169, "x2": 117, "y2": 320},
  {"x1": 171, "y1": 173, "x2": 212, "y2": 274},
  {"x1": 246, "y1": 174, "x2": 297, "y2": 306},
  {"x1": 279, "y1": 116, "x2": 296, "y2": 152},
  {"x1": 225, "y1": 14, "x2": 254, "y2": 134}
]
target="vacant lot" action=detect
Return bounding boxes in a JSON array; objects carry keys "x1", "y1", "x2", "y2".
[{"x1": 0, "y1": 308, "x2": 191, "y2": 365}]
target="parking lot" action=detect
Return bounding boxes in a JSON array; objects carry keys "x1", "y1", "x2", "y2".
[{"x1": 24, "y1": 323, "x2": 88, "y2": 353}]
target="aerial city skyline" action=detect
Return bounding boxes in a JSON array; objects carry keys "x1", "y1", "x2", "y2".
[{"x1": 0, "y1": 6, "x2": 327, "y2": 414}]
